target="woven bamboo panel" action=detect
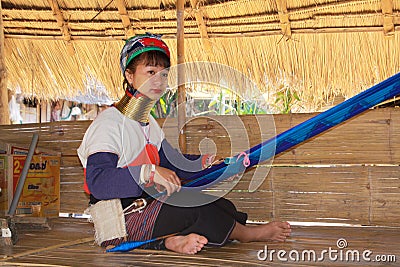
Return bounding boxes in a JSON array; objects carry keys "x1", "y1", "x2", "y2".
[
  {"x1": 225, "y1": 165, "x2": 400, "y2": 226},
  {"x1": 0, "y1": 121, "x2": 91, "y2": 155},
  {"x1": 1, "y1": 108, "x2": 396, "y2": 165},
  {"x1": 0, "y1": 108, "x2": 399, "y2": 225},
  {"x1": 60, "y1": 192, "x2": 89, "y2": 214},
  {"x1": 273, "y1": 111, "x2": 393, "y2": 164},
  {"x1": 369, "y1": 166, "x2": 400, "y2": 225},
  {"x1": 271, "y1": 166, "x2": 371, "y2": 225},
  {"x1": 59, "y1": 155, "x2": 88, "y2": 213},
  {"x1": 180, "y1": 108, "x2": 400, "y2": 165}
]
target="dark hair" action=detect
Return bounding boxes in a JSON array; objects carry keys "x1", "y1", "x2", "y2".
[{"x1": 123, "y1": 50, "x2": 171, "y2": 90}]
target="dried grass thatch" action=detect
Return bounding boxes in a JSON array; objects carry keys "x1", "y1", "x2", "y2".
[{"x1": 2, "y1": 0, "x2": 400, "y2": 110}]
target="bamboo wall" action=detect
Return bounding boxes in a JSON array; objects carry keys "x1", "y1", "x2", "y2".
[{"x1": 0, "y1": 108, "x2": 399, "y2": 226}]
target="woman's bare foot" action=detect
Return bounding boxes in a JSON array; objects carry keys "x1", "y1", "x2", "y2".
[
  {"x1": 165, "y1": 233, "x2": 208, "y2": 254},
  {"x1": 230, "y1": 221, "x2": 291, "y2": 243},
  {"x1": 252, "y1": 221, "x2": 291, "y2": 242}
]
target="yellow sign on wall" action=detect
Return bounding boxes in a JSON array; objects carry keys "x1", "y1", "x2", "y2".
[{"x1": 6, "y1": 155, "x2": 60, "y2": 217}]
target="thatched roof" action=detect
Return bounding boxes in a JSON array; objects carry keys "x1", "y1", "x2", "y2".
[{"x1": 2, "y1": 0, "x2": 400, "y2": 110}]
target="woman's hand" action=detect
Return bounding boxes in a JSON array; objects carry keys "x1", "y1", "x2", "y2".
[{"x1": 152, "y1": 166, "x2": 181, "y2": 196}]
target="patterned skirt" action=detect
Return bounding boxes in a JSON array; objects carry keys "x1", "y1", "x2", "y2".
[{"x1": 100, "y1": 197, "x2": 165, "y2": 248}]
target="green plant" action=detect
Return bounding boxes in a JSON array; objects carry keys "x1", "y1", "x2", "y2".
[
  {"x1": 208, "y1": 91, "x2": 236, "y2": 115},
  {"x1": 151, "y1": 89, "x2": 177, "y2": 118},
  {"x1": 273, "y1": 86, "x2": 301, "y2": 114},
  {"x1": 154, "y1": 88, "x2": 269, "y2": 117},
  {"x1": 206, "y1": 90, "x2": 268, "y2": 115},
  {"x1": 239, "y1": 100, "x2": 267, "y2": 115}
]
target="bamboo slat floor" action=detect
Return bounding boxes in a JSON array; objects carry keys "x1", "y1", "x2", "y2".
[{"x1": 0, "y1": 218, "x2": 398, "y2": 266}]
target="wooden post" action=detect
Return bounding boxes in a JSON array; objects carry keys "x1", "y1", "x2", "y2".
[
  {"x1": 177, "y1": 0, "x2": 187, "y2": 153},
  {"x1": 0, "y1": 2, "x2": 10, "y2": 125},
  {"x1": 36, "y1": 101, "x2": 41, "y2": 123},
  {"x1": 189, "y1": 0, "x2": 213, "y2": 60},
  {"x1": 276, "y1": 0, "x2": 292, "y2": 40},
  {"x1": 47, "y1": 0, "x2": 75, "y2": 56},
  {"x1": 382, "y1": 0, "x2": 395, "y2": 37},
  {"x1": 115, "y1": 0, "x2": 135, "y2": 38}
]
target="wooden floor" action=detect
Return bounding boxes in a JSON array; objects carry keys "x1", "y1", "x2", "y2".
[{"x1": 0, "y1": 218, "x2": 398, "y2": 266}]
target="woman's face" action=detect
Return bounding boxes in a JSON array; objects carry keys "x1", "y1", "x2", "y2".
[{"x1": 125, "y1": 63, "x2": 169, "y2": 100}]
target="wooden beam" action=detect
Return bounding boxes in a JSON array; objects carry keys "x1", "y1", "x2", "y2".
[
  {"x1": 381, "y1": 0, "x2": 395, "y2": 37},
  {"x1": 6, "y1": 25, "x2": 400, "y2": 41},
  {"x1": 190, "y1": 0, "x2": 213, "y2": 58},
  {"x1": 0, "y1": 1, "x2": 10, "y2": 125},
  {"x1": 3, "y1": 3, "x2": 400, "y2": 38},
  {"x1": 115, "y1": 0, "x2": 135, "y2": 38},
  {"x1": 275, "y1": 0, "x2": 291, "y2": 39},
  {"x1": 0, "y1": 0, "x2": 380, "y2": 18},
  {"x1": 5, "y1": 9, "x2": 400, "y2": 32},
  {"x1": 177, "y1": 0, "x2": 187, "y2": 153},
  {"x1": 47, "y1": 0, "x2": 75, "y2": 55}
]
